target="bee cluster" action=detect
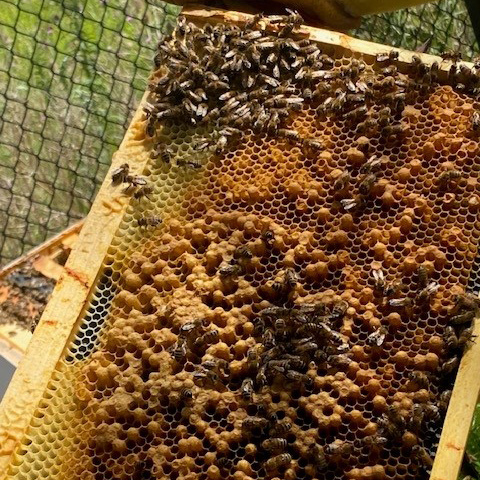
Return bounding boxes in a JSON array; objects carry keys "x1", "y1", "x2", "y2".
[{"x1": 13, "y1": 10, "x2": 480, "y2": 480}]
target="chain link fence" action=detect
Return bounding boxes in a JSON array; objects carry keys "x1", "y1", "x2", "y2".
[
  {"x1": 0, "y1": 0, "x2": 180, "y2": 265},
  {"x1": 0, "y1": 0, "x2": 478, "y2": 266},
  {"x1": 354, "y1": 0, "x2": 479, "y2": 60}
]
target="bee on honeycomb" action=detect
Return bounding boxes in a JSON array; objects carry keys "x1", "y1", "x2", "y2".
[{"x1": 8, "y1": 9, "x2": 480, "y2": 480}]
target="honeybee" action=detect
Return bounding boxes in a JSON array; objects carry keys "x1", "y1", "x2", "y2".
[
  {"x1": 302, "y1": 138, "x2": 324, "y2": 151},
  {"x1": 340, "y1": 194, "x2": 366, "y2": 213},
  {"x1": 381, "y1": 65, "x2": 397, "y2": 76},
  {"x1": 438, "y1": 389, "x2": 452, "y2": 411},
  {"x1": 310, "y1": 444, "x2": 328, "y2": 470},
  {"x1": 277, "y1": 129, "x2": 301, "y2": 142},
  {"x1": 437, "y1": 170, "x2": 462, "y2": 189},
  {"x1": 177, "y1": 159, "x2": 202, "y2": 169},
  {"x1": 344, "y1": 105, "x2": 368, "y2": 121},
  {"x1": 137, "y1": 215, "x2": 162, "y2": 227},
  {"x1": 333, "y1": 172, "x2": 351, "y2": 191},
  {"x1": 171, "y1": 338, "x2": 187, "y2": 362},
  {"x1": 472, "y1": 111, "x2": 480, "y2": 132},
  {"x1": 412, "y1": 445, "x2": 433, "y2": 470},
  {"x1": 376, "y1": 50, "x2": 399, "y2": 63},
  {"x1": 243, "y1": 416, "x2": 269, "y2": 431},
  {"x1": 262, "y1": 328, "x2": 276, "y2": 349},
  {"x1": 180, "y1": 388, "x2": 193, "y2": 400},
  {"x1": 409, "y1": 403, "x2": 425, "y2": 432},
  {"x1": 261, "y1": 438, "x2": 287, "y2": 452},
  {"x1": 264, "y1": 453, "x2": 292, "y2": 471},
  {"x1": 285, "y1": 370, "x2": 309, "y2": 384},
  {"x1": 331, "y1": 300, "x2": 348, "y2": 320},
  {"x1": 152, "y1": 145, "x2": 173, "y2": 164},
  {"x1": 284, "y1": 7, "x2": 304, "y2": 26},
  {"x1": 417, "y1": 281, "x2": 440, "y2": 304},
  {"x1": 383, "y1": 91, "x2": 406, "y2": 107},
  {"x1": 417, "y1": 264, "x2": 429, "y2": 288},
  {"x1": 122, "y1": 175, "x2": 147, "y2": 193},
  {"x1": 194, "y1": 329, "x2": 219, "y2": 349},
  {"x1": 244, "y1": 12, "x2": 265, "y2": 29},
  {"x1": 274, "y1": 318, "x2": 289, "y2": 339},
  {"x1": 440, "y1": 356, "x2": 460, "y2": 375},
  {"x1": 362, "y1": 434, "x2": 388, "y2": 449},
  {"x1": 441, "y1": 51, "x2": 462, "y2": 63},
  {"x1": 272, "y1": 269, "x2": 297, "y2": 299},
  {"x1": 202, "y1": 360, "x2": 218, "y2": 371},
  {"x1": 384, "y1": 279, "x2": 404, "y2": 298},
  {"x1": 452, "y1": 292, "x2": 480, "y2": 312},
  {"x1": 285, "y1": 354, "x2": 308, "y2": 371},
  {"x1": 234, "y1": 245, "x2": 253, "y2": 259},
  {"x1": 372, "y1": 269, "x2": 385, "y2": 295},
  {"x1": 256, "y1": 365, "x2": 267, "y2": 388},
  {"x1": 111, "y1": 163, "x2": 130, "y2": 185},
  {"x1": 299, "y1": 322, "x2": 331, "y2": 339},
  {"x1": 458, "y1": 326, "x2": 477, "y2": 349},
  {"x1": 366, "y1": 326, "x2": 388, "y2": 347},
  {"x1": 444, "y1": 326, "x2": 459, "y2": 352},
  {"x1": 377, "y1": 414, "x2": 400, "y2": 439},
  {"x1": 357, "y1": 118, "x2": 377, "y2": 133},
  {"x1": 179, "y1": 318, "x2": 206, "y2": 338},
  {"x1": 270, "y1": 420, "x2": 292, "y2": 436},
  {"x1": 388, "y1": 297, "x2": 413, "y2": 308},
  {"x1": 325, "y1": 440, "x2": 353, "y2": 457},
  {"x1": 450, "y1": 310, "x2": 475, "y2": 325},
  {"x1": 240, "y1": 377, "x2": 254, "y2": 400},
  {"x1": 133, "y1": 185, "x2": 153, "y2": 200},
  {"x1": 388, "y1": 404, "x2": 406, "y2": 429},
  {"x1": 359, "y1": 173, "x2": 377, "y2": 196},
  {"x1": 383, "y1": 124, "x2": 409, "y2": 136},
  {"x1": 377, "y1": 106, "x2": 392, "y2": 127},
  {"x1": 346, "y1": 92, "x2": 366, "y2": 104},
  {"x1": 328, "y1": 353, "x2": 353, "y2": 369},
  {"x1": 331, "y1": 332, "x2": 349, "y2": 351},
  {"x1": 294, "y1": 340, "x2": 318, "y2": 355},
  {"x1": 146, "y1": 120, "x2": 156, "y2": 137},
  {"x1": 423, "y1": 403, "x2": 441, "y2": 423},
  {"x1": 246, "y1": 348, "x2": 260, "y2": 372},
  {"x1": 408, "y1": 370, "x2": 430, "y2": 390},
  {"x1": 219, "y1": 263, "x2": 244, "y2": 278},
  {"x1": 360, "y1": 155, "x2": 382, "y2": 174}
]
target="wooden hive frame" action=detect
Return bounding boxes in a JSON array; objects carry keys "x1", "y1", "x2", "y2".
[
  {"x1": 0, "y1": 8, "x2": 478, "y2": 480},
  {"x1": 0, "y1": 220, "x2": 83, "y2": 366}
]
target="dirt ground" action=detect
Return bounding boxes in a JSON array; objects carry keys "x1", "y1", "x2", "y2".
[{"x1": 0, "y1": 263, "x2": 55, "y2": 332}]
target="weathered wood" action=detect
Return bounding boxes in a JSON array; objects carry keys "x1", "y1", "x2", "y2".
[
  {"x1": 0, "y1": 324, "x2": 31, "y2": 367},
  {"x1": 430, "y1": 322, "x2": 480, "y2": 480},
  {"x1": 0, "y1": 220, "x2": 84, "y2": 280},
  {"x1": 183, "y1": 7, "x2": 473, "y2": 69},
  {"x1": 0, "y1": 220, "x2": 84, "y2": 366}
]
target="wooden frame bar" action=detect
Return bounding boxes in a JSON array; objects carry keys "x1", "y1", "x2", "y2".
[
  {"x1": 0, "y1": 92, "x2": 150, "y2": 476},
  {"x1": 0, "y1": 219, "x2": 84, "y2": 366},
  {"x1": 0, "y1": 9, "x2": 477, "y2": 480}
]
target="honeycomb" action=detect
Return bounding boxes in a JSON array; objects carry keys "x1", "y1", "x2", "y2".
[{"x1": 4, "y1": 12, "x2": 480, "y2": 480}]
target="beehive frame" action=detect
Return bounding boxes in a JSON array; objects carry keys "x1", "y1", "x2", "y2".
[{"x1": 0, "y1": 7, "x2": 479, "y2": 480}]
